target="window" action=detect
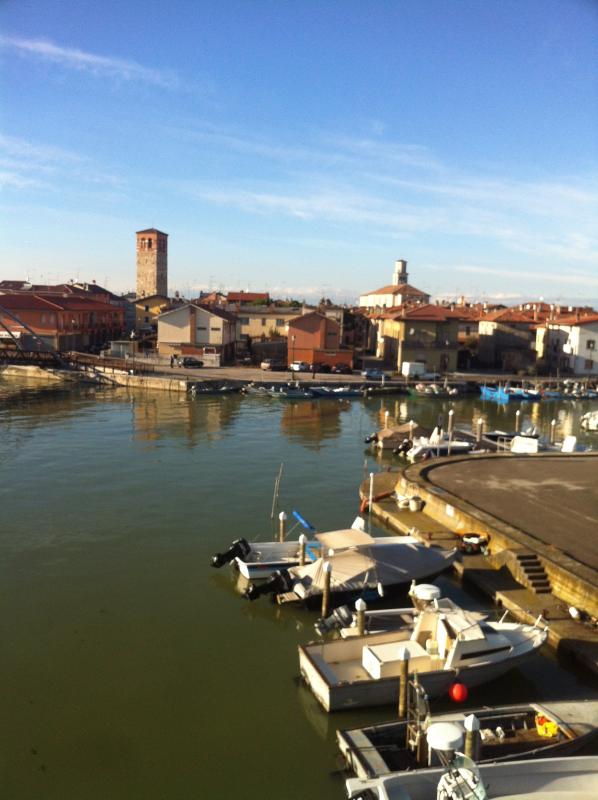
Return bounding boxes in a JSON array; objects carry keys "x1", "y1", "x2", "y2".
[
  {"x1": 41, "y1": 313, "x2": 46, "y2": 323},
  {"x1": 147, "y1": 239, "x2": 152, "y2": 249},
  {"x1": 197, "y1": 326, "x2": 207, "y2": 330},
  {"x1": 211, "y1": 327, "x2": 221, "y2": 332},
  {"x1": 276, "y1": 319, "x2": 284, "y2": 326},
  {"x1": 587, "y1": 340, "x2": 596, "y2": 350},
  {"x1": 239, "y1": 317, "x2": 249, "y2": 325},
  {"x1": 144, "y1": 316, "x2": 149, "y2": 323},
  {"x1": 585, "y1": 359, "x2": 593, "y2": 370},
  {"x1": 261, "y1": 318, "x2": 266, "y2": 326},
  {"x1": 144, "y1": 305, "x2": 149, "y2": 312}
]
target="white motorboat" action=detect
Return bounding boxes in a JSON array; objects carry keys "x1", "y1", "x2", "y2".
[
  {"x1": 244, "y1": 538, "x2": 457, "y2": 608},
  {"x1": 346, "y1": 753, "x2": 598, "y2": 800},
  {"x1": 299, "y1": 601, "x2": 547, "y2": 711},
  {"x1": 318, "y1": 584, "x2": 486, "y2": 639},
  {"x1": 212, "y1": 515, "x2": 375, "y2": 579},
  {"x1": 338, "y1": 695, "x2": 598, "y2": 780}
]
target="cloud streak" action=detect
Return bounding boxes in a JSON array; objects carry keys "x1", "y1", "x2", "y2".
[{"x1": 0, "y1": 35, "x2": 179, "y2": 89}]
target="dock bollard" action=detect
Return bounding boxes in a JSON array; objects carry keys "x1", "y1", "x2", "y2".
[
  {"x1": 369, "y1": 472, "x2": 374, "y2": 513},
  {"x1": 476, "y1": 417, "x2": 484, "y2": 443},
  {"x1": 321, "y1": 562, "x2": 332, "y2": 618},
  {"x1": 550, "y1": 419, "x2": 556, "y2": 445},
  {"x1": 398, "y1": 647, "x2": 410, "y2": 719},
  {"x1": 409, "y1": 420, "x2": 415, "y2": 440},
  {"x1": 384, "y1": 410, "x2": 389, "y2": 429},
  {"x1": 278, "y1": 511, "x2": 287, "y2": 543},
  {"x1": 515, "y1": 409, "x2": 521, "y2": 433},
  {"x1": 355, "y1": 598, "x2": 367, "y2": 635},
  {"x1": 464, "y1": 714, "x2": 481, "y2": 761},
  {"x1": 447, "y1": 409, "x2": 454, "y2": 436},
  {"x1": 298, "y1": 533, "x2": 307, "y2": 566}
]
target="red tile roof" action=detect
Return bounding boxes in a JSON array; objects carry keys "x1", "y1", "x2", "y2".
[
  {"x1": 0, "y1": 293, "x2": 117, "y2": 312},
  {"x1": 364, "y1": 282, "x2": 429, "y2": 297},
  {"x1": 380, "y1": 303, "x2": 462, "y2": 322},
  {"x1": 227, "y1": 291, "x2": 270, "y2": 303}
]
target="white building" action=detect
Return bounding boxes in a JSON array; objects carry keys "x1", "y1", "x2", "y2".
[
  {"x1": 359, "y1": 260, "x2": 430, "y2": 312},
  {"x1": 536, "y1": 314, "x2": 598, "y2": 375},
  {"x1": 157, "y1": 303, "x2": 237, "y2": 362}
]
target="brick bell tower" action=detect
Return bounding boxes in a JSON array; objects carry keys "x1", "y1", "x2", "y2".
[{"x1": 136, "y1": 228, "x2": 168, "y2": 299}]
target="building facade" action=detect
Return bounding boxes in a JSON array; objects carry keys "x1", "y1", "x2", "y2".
[
  {"x1": 286, "y1": 311, "x2": 353, "y2": 367},
  {"x1": 536, "y1": 314, "x2": 598, "y2": 375},
  {"x1": 157, "y1": 303, "x2": 237, "y2": 362},
  {"x1": 359, "y1": 260, "x2": 431, "y2": 311},
  {"x1": 136, "y1": 228, "x2": 168, "y2": 299}
]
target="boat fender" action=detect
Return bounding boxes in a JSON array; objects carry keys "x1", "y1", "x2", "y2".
[{"x1": 211, "y1": 538, "x2": 251, "y2": 568}]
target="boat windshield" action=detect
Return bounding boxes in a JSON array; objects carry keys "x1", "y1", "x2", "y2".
[{"x1": 436, "y1": 754, "x2": 488, "y2": 800}]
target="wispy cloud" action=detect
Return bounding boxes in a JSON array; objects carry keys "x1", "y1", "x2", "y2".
[
  {"x1": 455, "y1": 264, "x2": 598, "y2": 287},
  {"x1": 0, "y1": 35, "x2": 179, "y2": 89}
]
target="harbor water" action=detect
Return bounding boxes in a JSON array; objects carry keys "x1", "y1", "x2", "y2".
[{"x1": 1, "y1": 378, "x2": 597, "y2": 799}]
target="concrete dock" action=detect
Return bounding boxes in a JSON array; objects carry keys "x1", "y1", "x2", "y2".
[{"x1": 361, "y1": 453, "x2": 598, "y2": 677}]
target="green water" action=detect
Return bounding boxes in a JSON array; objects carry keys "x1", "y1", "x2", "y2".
[{"x1": 1, "y1": 379, "x2": 597, "y2": 799}]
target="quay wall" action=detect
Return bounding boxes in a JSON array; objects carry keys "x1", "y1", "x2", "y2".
[{"x1": 398, "y1": 453, "x2": 598, "y2": 618}]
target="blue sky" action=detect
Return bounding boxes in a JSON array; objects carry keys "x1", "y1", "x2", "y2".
[{"x1": 1, "y1": 0, "x2": 597, "y2": 304}]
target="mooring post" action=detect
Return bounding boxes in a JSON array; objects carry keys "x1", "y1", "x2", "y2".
[
  {"x1": 447, "y1": 409, "x2": 454, "y2": 435},
  {"x1": 384, "y1": 410, "x2": 389, "y2": 429},
  {"x1": 278, "y1": 510, "x2": 287, "y2": 543},
  {"x1": 464, "y1": 714, "x2": 480, "y2": 761},
  {"x1": 409, "y1": 419, "x2": 415, "y2": 440},
  {"x1": 476, "y1": 417, "x2": 484, "y2": 443},
  {"x1": 355, "y1": 597, "x2": 367, "y2": 635},
  {"x1": 550, "y1": 419, "x2": 557, "y2": 444},
  {"x1": 298, "y1": 533, "x2": 307, "y2": 566},
  {"x1": 398, "y1": 647, "x2": 409, "y2": 718},
  {"x1": 369, "y1": 472, "x2": 374, "y2": 513},
  {"x1": 321, "y1": 561, "x2": 332, "y2": 618},
  {"x1": 515, "y1": 409, "x2": 521, "y2": 433}
]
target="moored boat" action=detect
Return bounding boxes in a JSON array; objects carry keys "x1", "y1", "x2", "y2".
[
  {"x1": 244, "y1": 538, "x2": 457, "y2": 608},
  {"x1": 299, "y1": 602, "x2": 547, "y2": 711},
  {"x1": 338, "y1": 695, "x2": 598, "y2": 780}
]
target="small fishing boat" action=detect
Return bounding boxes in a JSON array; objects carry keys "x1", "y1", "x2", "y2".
[
  {"x1": 365, "y1": 423, "x2": 431, "y2": 451},
  {"x1": 212, "y1": 515, "x2": 400, "y2": 579},
  {"x1": 241, "y1": 383, "x2": 271, "y2": 396},
  {"x1": 189, "y1": 382, "x2": 238, "y2": 396},
  {"x1": 406, "y1": 438, "x2": 474, "y2": 461},
  {"x1": 345, "y1": 751, "x2": 598, "y2": 800},
  {"x1": 268, "y1": 385, "x2": 314, "y2": 399},
  {"x1": 299, "y1": 601, "x2": 547, "y2": 711},
  {"x1": 408, "y1": 383, "x2": 459, "y2": 398},
  {"x1": 311, "y1": 386, "x2": 364, "y2": 398},
  {"x1": 480, "y1": 385, "x2": 509, "y2": 403},
  {"x1": 338, "y1": 692, "x2": 598, "y2": 779},
  {"x1": 244, "y1": 538, "x2": 457, "y2": 608}
]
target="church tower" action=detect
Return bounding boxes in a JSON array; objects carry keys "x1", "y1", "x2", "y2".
[
  {"x1": 136, "y1": 228, "x2": 168, "y2": 299},
  {"x1": 392, "y1": 259, "x2": 408, "y2": 286}
]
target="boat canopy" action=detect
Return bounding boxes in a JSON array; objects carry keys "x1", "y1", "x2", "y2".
[{"x1": 315, "y1": 528, "x2": 375, "y2": 548}]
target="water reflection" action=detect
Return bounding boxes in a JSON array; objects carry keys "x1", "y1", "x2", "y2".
[{"x1": 280, "y1": 399, "x2": 350, "y2": 449}]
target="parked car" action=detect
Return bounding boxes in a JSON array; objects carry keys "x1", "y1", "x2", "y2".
[
  {"x1": 176, "y1": 357, "x2": 204, "y2": 368},
  {"x1": 309, "y1": 362, "x2": 332, "y2": 374},
  {"x1": 361, "y1": 368, "x2": 390, "y2": 381},
  {"x1": 289, "y1": 361, "x2": 310, "y2": 372},
  {"x1": 260, "y1": 358, "x2": 286, "y2": 371},
  {"x1": 331, "y1": 363, "x2": 352, "y2": 374}
]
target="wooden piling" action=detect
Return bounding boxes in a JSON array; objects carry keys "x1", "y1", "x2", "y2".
[
  {"x1": 355, "y1": 598, "x2": 367, "y2": 635},
  {"x1": 398, "y1": 647, "x2": 409, "y2": 718},
  {"x1": 464, "y1": 714, "x2": 480, "y2": 761},
  {"x1": 278, "y1": 511, "x2": 287, "y2": 543},
  {"x1": 299, "y1": 533, "x2": 307, "y2": 566},
  {"x1": 515, "y1": 409, "x2": 521, "y2": 433},
  {"x1": 321, "y1": 561, "x2": 332, "y2": 618}
]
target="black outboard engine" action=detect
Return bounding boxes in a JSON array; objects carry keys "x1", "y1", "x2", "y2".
[
  {"x1": 393, "y1": 439, "x2": 412, "y2": 456},
  {"x1": 243, "y1": 569, "x2": 293, "y2": 601},
  {"x1": 211, "y1": 538, "x2": 251, "y2": 568},
  {"x1": 314, "y1": 604, "x2": 354, "y2": 636},
  {"x1": 364, "y1": 432, "x2": 378, "y2": 444}
]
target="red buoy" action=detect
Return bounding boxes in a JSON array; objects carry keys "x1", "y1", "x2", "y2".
[{"x1": 449, "y1": 682, "x2": 468, "y2": 703}]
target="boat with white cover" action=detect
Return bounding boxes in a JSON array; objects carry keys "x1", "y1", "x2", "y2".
[
  {"x1": 338, "y1": 693, "x2": 598, "y2": 780},
  {"x1": 244, "y1": 538, "x2": 457, "y2": 608},
  {"x1": 299, "y1": 601, "x2": 547, "y2": 711}
]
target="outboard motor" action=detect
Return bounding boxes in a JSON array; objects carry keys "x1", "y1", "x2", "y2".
[
  {"x1": 364, "y1": 432, "x2": 378, "y2": 444},
  {"x1": 393, "y1": 439, "x2": 412, "y2": 456},
  {"x1": 211, "y1": 538, "x2": 251, "y2": 568},
  {"x1": 243, "y1": 569, "x2": 293, "y2": 601},
  {"x1": 314, "y1": 604, "x2": 354, "y2": 636}
]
